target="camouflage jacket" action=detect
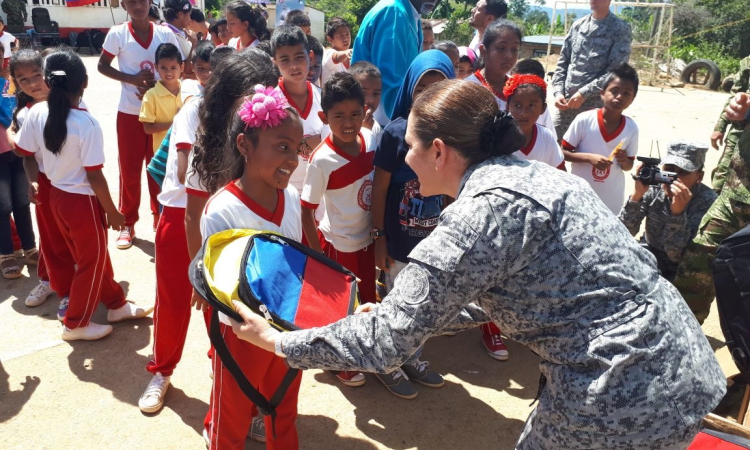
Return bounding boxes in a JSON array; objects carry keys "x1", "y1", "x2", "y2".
[
  {"x1": 618, "y1": 183, "x2": 717, "y2": 263},
  {"x1": 1, "y1": 0, "x2": 28, "y2": 24},
  {"x1": 280, "y1": 156, "x2": 725, "y2": 449},
  {"x1": 552, "y1": 13, "x2": 632, "y2": 100},
  {"x1": 715, "y1": 95, "x2": 749, "y2": 134},
  {"x1": 725, "y1": 126, "x2": 750, "y2": 203}
]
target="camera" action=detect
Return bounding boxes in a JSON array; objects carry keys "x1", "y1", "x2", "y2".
[{"x1": 633, "y1": 157, "x2": 678, "y2": 186}]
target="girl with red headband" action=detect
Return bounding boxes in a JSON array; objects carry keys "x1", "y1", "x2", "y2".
[{"x1": 504, "y1": 74, "x2": 565, "y2": 170}]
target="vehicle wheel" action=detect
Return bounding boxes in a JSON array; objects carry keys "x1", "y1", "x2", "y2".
[{"x1": 681, "y1": 59, "x2": 722, "y2": 91}]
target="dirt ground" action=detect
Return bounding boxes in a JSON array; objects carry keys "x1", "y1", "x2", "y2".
[{"x1": 0, "y1": 56, "x2": 739, "y2": 450}]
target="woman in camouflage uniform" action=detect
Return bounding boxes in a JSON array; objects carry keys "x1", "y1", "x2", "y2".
[{"x1": 230, "y1": 80, "x2": 725, "y2": 450}]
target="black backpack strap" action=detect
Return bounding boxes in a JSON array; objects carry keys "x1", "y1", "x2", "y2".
[{"x1": 209, "y1": 309, "x2": 300, "y2": 439}]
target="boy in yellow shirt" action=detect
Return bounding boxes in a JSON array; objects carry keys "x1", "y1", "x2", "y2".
[{"x1": 139, "y1": 43, "x2": 183, "y2": 154}]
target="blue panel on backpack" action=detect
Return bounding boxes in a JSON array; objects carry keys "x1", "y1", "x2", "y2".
[{"x1": 245, "y1": 237, "x2": 306, "y2": 323}]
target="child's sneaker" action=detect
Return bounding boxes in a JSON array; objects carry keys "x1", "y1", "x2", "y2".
[
  {"x1": 107, "y1": 302, "x2": 154, "y2": 323},
  {"x1": 482, "y1": 328, "x2": 509, "y2": 361},
  {"x1": 401, "y1": 359, "x2": 445, "y2": 388},
  {"x1": 375, "y1": 369, "x2": 417, "y2": 399},
  {"x1": 248, "y1": 414, "x2": 266, "y2": 442},
  {"x1": 138, "y1": 372, "x2": 171, "y2": 413},
  {"x1": 57, "y1": 297, "x2": 69, "y2": 321},
  {"x1": 116, "y1": 226, "x2": 135, "y2": 249},
  {"x1": 335, "y1": 371, "x2": 366, "y2": 387},
  {"x1": 62, "y1": 322, "x2": 113, "y2": 341},
  {"x1": 26, "y1": 281, "x2": 54, "y2": 307}
]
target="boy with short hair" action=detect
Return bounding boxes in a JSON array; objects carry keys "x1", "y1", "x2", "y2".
[
  {"x1": 562, "y1": 62, "x2": 639, "y2": 214},
  {"x1": 140, "y1": 43, "x2": 183, "y2": 157},
  {"x1": 512, "y1": 58, "x2": 558, "y2": 140},
  {"x1": 321, "y1": 17, "x2": 352, "y2": 86},
  {"x1": 307, "y1": 35, "x2": 324, "y2": 87},
  {"x1": 349, "y1": 61, "x2": 382, "y2": 140},
  {"x1": 0, "y1": 19, "x2": 17, "y2": 69},
  {"x1": 181, "y1": 39, "x2": 214, "y2": 102},
  {"x1": 421, "y1": 21, "x2": 435, "y2": 52},
  {"x1": 618, "y1": 141, "x2": 717, "y2": 281},
  {"x1": 286, "y1": 9, "x2": 311, "y2": 35},
  {"x1": 99, "y1": 0, "x2": 183, "y2": 248},
  {"x1": 209, "y1": 18, "x2": 230, "y2": 46},
  {"x1": 301, "y1": 72, "x2": 375, "y2": 388},
  {"x1": 271, "y1": 25, "x2": 324, "y2": 193}
]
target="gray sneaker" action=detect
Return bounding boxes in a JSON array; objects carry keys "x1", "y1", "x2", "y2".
[
  {"x1": 248, "y1": 414, "x2": 266, "y2": 442},
  {"x1": 402, "y1": 360, "x2": 445, "y2": 388},
  {"x1": 375, "y1": 369, "x2": 417, "y2": 399}
]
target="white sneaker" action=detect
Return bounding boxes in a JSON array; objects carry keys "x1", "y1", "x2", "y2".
[
  {"x1": 107, "y1": 302, "x2": 154, "y2": 323},
  {"x1": 248, "y1": 414, "x2": 266, "y2": 442},
  {"x1": 116, "y1": 226, "x2": 134, "y2": 249},
  {"x1": 26, "y1": 281, "x2": 54, "y2": 307},
  {"x1": 138, "y1": 372, "x2": 171, "y2": 413},
  {"x1": 62, "y1": 322, "x2": 113, "y2": 341}
]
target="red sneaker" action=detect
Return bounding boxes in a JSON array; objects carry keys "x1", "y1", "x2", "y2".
[
  {"x1": 481, "y1": 324, "x2": 509, "y2": 361},
  {"x1": 116, "y1": 226, "x2": 135, "y2": 249},
  {"x1": 335, "y1": 371, "x2": 366, "y2": 387}
]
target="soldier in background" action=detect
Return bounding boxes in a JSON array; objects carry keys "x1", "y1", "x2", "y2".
[
  {"x1": 711, "y1": 58, "x2": 750, "y2": 194},
  {"x1": 618, "y1": 141, "x2": 717, "y2": 281},
  {"x1": 552, "y1": 0, "x2": 632, "y2": 140},
  {"x1": 2, "y1": 0, "x2": 27, "y2": 27},
  {"x1": 673, "y1": 93, "x2": 750, "y2": 324}
]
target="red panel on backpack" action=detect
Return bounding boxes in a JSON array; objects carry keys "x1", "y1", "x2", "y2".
[{"x1": 295, "y1": 257, "x2": 356, "y2": 329}]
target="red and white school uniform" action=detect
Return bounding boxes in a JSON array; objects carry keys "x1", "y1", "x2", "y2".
[
  {"x1": 538, "y1": 107, "x2": 558, "y2": 141},
  {"x1": 17, "y1": 104, "x2": 76, "y2": 297},
  {"x1": 148, "y1": 97, "x2": 200, "y2": 377},
  {"x1": 227, "y1": 36, "x2": 258, "y2": 51},
  {"x1": 102, "y1": 22, "x2": 181, "y2": 227},
  {"x1": 321, "y1": 47, "x2": 349, "y2": 86},
  {"x1": 15, "y1": 103, "x2": 127, "y2": 329},
  {"x1": 466, "y1": 70, "x2": 507, "y2": 110},
  {"x1": 514, "y1": 123, "x2": 565, "y2": 170},
  {"x1": 562, "y1": 108, "x2": 639, "y2": 214},
  {"x1": 301, "y1": 133, "x2": 377, "y2": 304},
  {"x1": 201, "y1": 182, "x2": 302, "y2": 450},
  {"x1": 0, "y1": 31, "x2": 16, "y2": 68},
  {"x1": 279, "y1": 80, "x2": 324, "y2": 193}
]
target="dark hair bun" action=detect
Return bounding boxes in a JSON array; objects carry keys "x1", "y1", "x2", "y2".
[
  {"x1": 479, "y1": 110, "x2": 525, "y2": 157},
  {"x1": 46, "y1": 70, "x2": 67, "y2": 89}
]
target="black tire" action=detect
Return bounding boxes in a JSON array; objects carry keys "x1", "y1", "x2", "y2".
[
  {"x1": 722, "y1": 77, "x2": 735, "y2": 93},
  {"x1": 681, "y1": 59, "x2": 722, "y2": 91}
]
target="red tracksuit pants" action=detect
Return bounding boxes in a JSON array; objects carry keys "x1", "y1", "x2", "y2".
[
  {"x1": 148, "y1": 206, "x2": 192, "y2": 376},
  {"x1": 50, "y1": 187, "x2": 127, "y2": 328},
  {"x1": 116, "y1": 112, "x2": 159, "y2": 227},
  {"x1": 318, "y1": 231, "x2": 376, "y2": 304},
  {"x1": 35, "y1": 173, "x2": 75, "y2": 297},
  {"x1": 205, "y1": 327, "x2": 301, "y2": 450}
]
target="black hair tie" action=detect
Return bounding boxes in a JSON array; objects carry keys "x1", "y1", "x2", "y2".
[
  {"x1": 479, "y1": 110, "x2": 514, "y2": 153},
  {"x1": 46, "y1": 70, "x2": 67, "y2": 90}
]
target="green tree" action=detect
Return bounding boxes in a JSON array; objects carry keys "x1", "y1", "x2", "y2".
[
  {"x1": 507, "y1": 0, "x2": 529, "y2": 20},
  {"x1": 524, "y1": 8, "x2": 550, "y2": 35}
]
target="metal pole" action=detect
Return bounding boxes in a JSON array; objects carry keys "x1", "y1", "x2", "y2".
[
  {"x1": 564, "y1": 3, "x2": 569, "y2": 35},
  {"x1": 546, "y1": 0, "x2": 558, "y2": 75}
]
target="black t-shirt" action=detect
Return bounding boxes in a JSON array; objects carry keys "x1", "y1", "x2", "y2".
[{"x1": 373, "y1": 117, "x2": 445, "y2": 263}]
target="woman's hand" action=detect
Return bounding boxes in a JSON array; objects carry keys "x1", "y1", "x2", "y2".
[
  {"x1": 355, "y1": 302, "x2": 379, "y2": 314},
  {"x1": 566, "y1": 92, "x2": 585, "y2": 109},
  {"x1": 554, "y1": 94, "x2": 569, "y2": 110},
  {"x1": 229, "y1": 300, "x2": 280, "y2": 353},
  {"x1": 191, "y1": 289, "x2": 209, "y2": 311}
]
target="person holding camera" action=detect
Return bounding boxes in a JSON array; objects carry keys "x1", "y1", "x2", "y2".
[{"x1": 618, "y1": 142, "x2": 717, "y2": 281}]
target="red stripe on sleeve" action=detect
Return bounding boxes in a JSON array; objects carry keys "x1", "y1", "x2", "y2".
[
  {"x1": 561, "y1": 140, "x2": 576, "y2": 151},
  {"x1": 84, "y1": 164, "x2": 104, "y2": 171},
  {"x1": 101, "y1": 49, "x2": 115, "y2": 58},
  {"x1": 301, "y1": 200, "x2": 319, "y2": 210},
  {"x1": 15, "y1": 146, "x2": 34, "y2": 157},
  {"x1": 176, "y1": 143, "x2": 192, "y2": 152}
]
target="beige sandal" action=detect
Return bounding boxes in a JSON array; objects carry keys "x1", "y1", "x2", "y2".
[
  {"x1": 23, "y1": 248, "x2": 39, "y2": 265},
  {"x1": 1, "y1": 254, "x2": 22, "y2": 279}
]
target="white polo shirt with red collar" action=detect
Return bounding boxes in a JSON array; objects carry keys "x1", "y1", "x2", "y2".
[
  {"x1": 280, "y1": 79, "x2": 324, "y2": 193},
  {"x1": 15, "y1": 102, "x2": 105, "y2": 196},
  {"x1": 562, "y1": 108, "x2": 639, "y2": 214},
  {"x1": 514, "y1": 123, "x2": 565, "y2": 170},
  {"x1": 301, "y1": 133, "x2": 375, "y2": 253},
  {"x1": 102, "y1": 22, "x2": 182, "y2": 115},
  {"x1": 158, "y1": 96, "x2": 201, "y2": 208}
]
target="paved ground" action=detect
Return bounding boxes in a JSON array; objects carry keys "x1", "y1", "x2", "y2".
[{"x1": 0, "y1": 55, "x2": 739, "y2": 450}]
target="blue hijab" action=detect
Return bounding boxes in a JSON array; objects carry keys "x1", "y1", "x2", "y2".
[{"x1": 390, "y1": 50, "x2": 455, "y2": 121}]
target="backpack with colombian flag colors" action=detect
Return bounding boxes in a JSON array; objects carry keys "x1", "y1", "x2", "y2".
[{"x1": 189, "y1": 229, "x2": 360, "y2": 431}]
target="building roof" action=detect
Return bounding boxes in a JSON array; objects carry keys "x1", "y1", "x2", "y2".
[{"x1": 523, "y1": 35, "x2": 565, "y2": 46}]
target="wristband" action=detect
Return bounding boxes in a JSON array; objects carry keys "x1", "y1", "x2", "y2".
[{"x1": 274, "y1": 335, "x2": 287, "y2": 358}]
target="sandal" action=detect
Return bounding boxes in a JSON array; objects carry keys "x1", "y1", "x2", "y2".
[
  {"x1": 1, "y1": 254, "x2": 22, "y2": 279},
  {"x1": 23, "y1": 248, "x2": 39, "y2": 265}
]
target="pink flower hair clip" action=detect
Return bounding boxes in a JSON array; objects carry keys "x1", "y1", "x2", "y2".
[{"x1": 237, "y1": 85, "x2": 290, "y2": 130}]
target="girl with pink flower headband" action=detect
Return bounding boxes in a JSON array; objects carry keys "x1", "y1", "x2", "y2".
[{"x1": 197, "y1": 80, "x2": 305, "y2": 449}]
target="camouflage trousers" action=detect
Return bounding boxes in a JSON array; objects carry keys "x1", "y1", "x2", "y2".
[
  {"x1": 672, "y1": 192, "x2": 750, "y2": 324},
  {"x1": 554, "y1": 95, "x2": 604, "y2": 140},
  {"x1": 711, "y1": 131, "x2": 741, "y2": 194}
]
